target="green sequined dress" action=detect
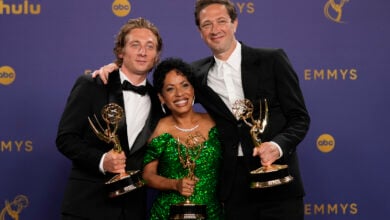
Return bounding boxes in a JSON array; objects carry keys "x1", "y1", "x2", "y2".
[{"x1": 144, "y1": 127, "x2": 223, "y2": 219}]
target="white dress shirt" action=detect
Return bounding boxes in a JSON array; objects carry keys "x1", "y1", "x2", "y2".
[
  {"x1": 119, "y1": 71, "x2": 151, "y2": 149},
  {"x1": 208, "y1": 42, "x2": 245, "y2": 156},
  {"x1": 207, "y1": 41, "x2": 282, "y2": 158},
  {"x1": 99, "y1": 70, "x2": 151, "y2": 173}
]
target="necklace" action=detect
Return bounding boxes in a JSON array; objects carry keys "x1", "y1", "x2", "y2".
[{"x1": 174, "y1": 124, "x2": 199, "y2": 132}]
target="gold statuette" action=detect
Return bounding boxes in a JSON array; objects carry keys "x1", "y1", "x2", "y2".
[
  {"x1": 232, "y1": 99, "x2": 293, "y2": 188},
  {"x1": 88, "y1": 103, "x2": 144, "y2": 198},
  {"x1": 169, "y1": 133, "x2": 207, "y2": 220}
]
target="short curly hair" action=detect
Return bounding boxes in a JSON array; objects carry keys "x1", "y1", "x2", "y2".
[{"x1": 153, "y1": 57, "x2": 195, "y2": 94}]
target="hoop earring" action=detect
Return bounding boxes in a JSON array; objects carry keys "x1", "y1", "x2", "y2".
[
  {"x1": 161, "y1": 103, "x2": 166, "y2": 114},
  {"x1": 192, "y1": 96, "x2": 195, "y2": 106}
]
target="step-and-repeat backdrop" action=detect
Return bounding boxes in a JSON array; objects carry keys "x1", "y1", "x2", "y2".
[{"x1": 1, "y1": 0, "x2": 389, "y2": 219}]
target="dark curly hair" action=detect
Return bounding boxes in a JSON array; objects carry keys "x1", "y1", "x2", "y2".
[{"x1": 153, "y1": 57, "x2": 195, "y2": 94}]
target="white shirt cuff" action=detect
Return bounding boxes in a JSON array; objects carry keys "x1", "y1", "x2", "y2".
[
  {"x1": 271, "y1": 141, "x2": 283, "y2": 159},
  {"x1": 99, "y1": 153, "x2": 107, "y2": 174}
]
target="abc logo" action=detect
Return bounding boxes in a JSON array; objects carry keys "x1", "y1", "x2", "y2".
[
  {"x1": 316, "y1": 133, "x2": 335, "y2": 153},
  {"x1": 0, "y1": 66, "x2": 16, "y2": 85},
  {"x1": 112, "y1": 0, "x2": 131, "y2": 17}
]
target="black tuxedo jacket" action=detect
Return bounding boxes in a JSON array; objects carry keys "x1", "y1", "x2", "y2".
[
  {"x1": 56, "y1": 71, "x2": 162, "y2": 219},
  {"x1": 192, "y1": 43, "x2": 310, "y2": 202}
]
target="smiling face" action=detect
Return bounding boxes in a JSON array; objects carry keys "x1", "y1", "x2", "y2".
[
  {"x1": 119, "y1": 28, "x2": 160, "y2": 80},
  {"x1": 158, "y1": 69, "x2": 195, "y2": 116},
  {"x1": 198, "y1": 3, "x2": 238, "y2": 60}
]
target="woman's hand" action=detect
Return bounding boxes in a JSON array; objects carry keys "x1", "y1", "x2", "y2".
[{"x1": 176, "y1": 177, "x2": 197, "y2": 197}]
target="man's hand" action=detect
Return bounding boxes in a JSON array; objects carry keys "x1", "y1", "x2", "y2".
[
  {"x1": 92, "y1": 63, "x2": 118, "y2": 85},
  {"x1": 103, "y1": 149, "x2": 126, "y2": 174},
  {"x1": 252, "y1": 142, "x2": 280, "y2": 167}
]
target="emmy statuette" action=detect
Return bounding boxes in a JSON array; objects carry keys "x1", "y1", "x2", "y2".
[
  {"x1": 88, "y1": 103, "x2": 144, "y2": 198},
  {"x1": 232, "y1": 99, "x2": 293, "y2": 189},
  {"x1": 169, "y1": 133, "x2": 207, "y2": 220}
]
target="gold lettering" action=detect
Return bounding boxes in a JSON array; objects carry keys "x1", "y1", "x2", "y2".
[
  {"x1": 339, "y1": 69, "x2": 348, "y2": 80},
  {"x1": 15, "y1": 140, "x2": 24, "y2": 151},
  {"x1": 314, "y1": 69, "x2": 325, "y2": 80},
  {"x1": 0, "y1": 0, "x2": 10, "y2": 14},
  {"x1": 11, "y1": 4, "x2": 22, "y2": 14},
  {"x1": 1, "y1": 141, "x2": 12, "y2": 152},
  {"x1": 246, "y1": 2, "x2": 255, "y2": 14},
  {"x1": 339, "y1": 203, "x2": 348, "y2": 214},
  {"x1": 0, "y1": 140, "x2": 33, "y2": 152},
  {"x1": 304, "y1": 69, "x2": 311, "y2": 80},
  {"x1": 350, "y1": 69, "x2": 358, "y2": 80},
  {"x1": 0, "y1": 0, "x2": 41, "y2": 15},
  {"x1": 24, "y1": 0, "x2": 28, "y2": 13},
  {"x1": 29, "y1": 1, "x2": 40, "y2": 15},
  {"x1": 305, "y1": 203, "x2": 359, "y2": 215},
  {"x1": 236, "y1": 2, "x2": 245, "y2": 13},
  {"x1": 327, "y1": 203, "x2": 338, "y2": 214},
  {"x1": 327, "y1": 69, "x2": 337, "y2": 79},
  {"x1": 25, "y1": 140, "x2": 33, "y2": 152},
  {"x1": 314, "y1": 204, "x2": 325, "y2": 214},
  {"x1": 304, "y1": 204, "x2": 311, "y2": 215},
  {"x1": 235, "y1": 2, "x2": 255, "y2": 14},
  {"x1": 350, "y1": 203, "x2": 358, "y2": 214},
  {"x1": 304, "y1": 68, "x2": 358, "y2": 80}
]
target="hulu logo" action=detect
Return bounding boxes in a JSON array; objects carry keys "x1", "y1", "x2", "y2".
[{"x1": 0, "y1": 0, "x2": 41, "y2": 15}]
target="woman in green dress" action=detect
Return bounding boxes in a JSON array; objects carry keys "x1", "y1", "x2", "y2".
[{"x1": 143, "y1": 58, "x2": 223, "y2": 219}]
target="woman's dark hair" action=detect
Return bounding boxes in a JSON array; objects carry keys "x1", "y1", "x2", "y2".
[{"x1": 153, "y1": 57, "x2": 195, "y2": 93}]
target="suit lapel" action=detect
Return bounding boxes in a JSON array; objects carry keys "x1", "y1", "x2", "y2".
[
  {"x1": 241, "y1": 44, "x2": 260, "y2": 101},
  {"x1": 129, "y1": 82, "x2": 157, "y2": 154},
  {"x1": 106, "y1": 72, "x2": 159, "y2": 155},
  {"x1": 196, "y1": 58, "x2": 237, "y2": 123},
  {"x1": 105, "y1": 71, "x2": 129, "y2": 153},
  {"x1": 106, "y1": 70, "x2": 124, "y2": 106},
  {"x1": 200, "y1": 44, "x2": 263, "y2": 122}
]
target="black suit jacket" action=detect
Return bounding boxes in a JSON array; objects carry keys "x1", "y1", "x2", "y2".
[
  {"x1": 192, "y1": 43, "x2": 310, "y2": 202},
  {"x1": 56, "y1": 71, "x2": 162, "y2": 219}
]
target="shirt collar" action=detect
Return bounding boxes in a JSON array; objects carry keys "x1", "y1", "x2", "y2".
[
  {"x1": 214, "y1": 41, "x2": 242, "y2": 72},
  {"x1": 119, "y1": 69, "x2": 147, "y2": 86}
]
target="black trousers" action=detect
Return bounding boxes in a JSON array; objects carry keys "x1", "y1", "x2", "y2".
[
  {"x1": 62, "y1": 209, "x2": 139, "y2": 220},
  {"x1": 223, "y1": 158, "x2": 304, "y2": 220},
  {"x1": 61, "y1": 188, "x2": 146, "y2": 220}
]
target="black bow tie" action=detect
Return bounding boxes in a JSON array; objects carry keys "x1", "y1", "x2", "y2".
[{"x1": 122, "y1": 80, "x2": 147, "y2": 96}]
